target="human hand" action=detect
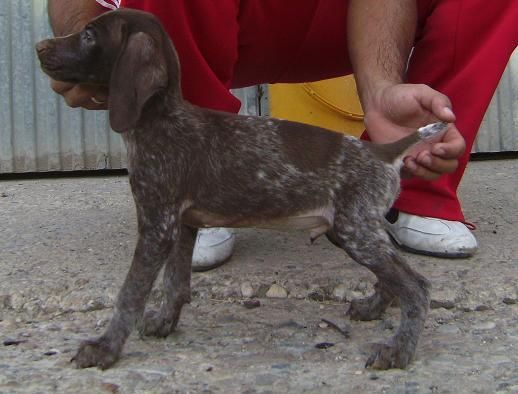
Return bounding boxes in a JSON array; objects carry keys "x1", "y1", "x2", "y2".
[
  {"x1": 363, "y1": 83, "x2": 466, "y2": 180},
  {"x1": 51, "y1": 79, "x2": 108, "y2": 110}
]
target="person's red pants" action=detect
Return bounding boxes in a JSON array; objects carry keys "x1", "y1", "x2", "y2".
[{"x1": 121, "y1": 0, "x2": 518, "y2": 221}]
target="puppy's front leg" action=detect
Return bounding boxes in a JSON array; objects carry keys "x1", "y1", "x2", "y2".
[
  {"x1": 73, "y1": 208, "x2": 179, "y2": 369},
  {"x1": 139, "y1": 225, "x2": 197, "y2": 338}
]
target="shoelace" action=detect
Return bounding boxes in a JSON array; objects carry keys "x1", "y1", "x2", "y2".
[{"x1": 463, "y1": 221, "x2": 477, "y2": 230}]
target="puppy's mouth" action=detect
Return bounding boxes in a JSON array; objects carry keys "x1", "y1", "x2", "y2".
[
  {"x1": 38, "y1": 55, "x2": 90, "y2": 84},
  {"x1": 36, "y1": 41, "x2": 85, "y2": 83},
  {"x1": 39, "y1": 61, "x2": 63, "y2": 74},
  {"x1": 39, "y1": 62, "x2": 82, "y2": 84}
]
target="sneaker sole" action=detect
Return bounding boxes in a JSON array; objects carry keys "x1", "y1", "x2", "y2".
[
  {"x1": 387, "y1": 233, "x2": 476, "y2": 259},
  {"x1": 191, "y1": 253, "x2": 233, "y2": 272}
]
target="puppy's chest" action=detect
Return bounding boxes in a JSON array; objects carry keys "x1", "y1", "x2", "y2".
[
  {"x1": 125, "y1": 132, "x2": 184, "y2": 171},
  {"x1": 124, "y1": 155, "x2": 174, "y2": 207}
]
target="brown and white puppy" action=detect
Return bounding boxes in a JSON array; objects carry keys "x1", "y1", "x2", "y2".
[{"x1": 36, "y1": 9, "x2": 445, "y2": 370}]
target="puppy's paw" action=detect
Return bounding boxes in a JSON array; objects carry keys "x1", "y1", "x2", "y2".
[
  {"x1": 72, "y1": 337, "x2": 120, "y2": 370},
  {"x1": 347, "y1": 297, "x2": 385, "y2": 321},
  {"x1": 365, "y1": 342, "x2": 412, "y2": 370},
  {"x1": 138, "y1": 308, "x2": 178, "y2": 338}
]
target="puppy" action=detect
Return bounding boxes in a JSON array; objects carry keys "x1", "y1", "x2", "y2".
[{"x1": 36, "y1": 9, "x2": 444, "y2": 370}]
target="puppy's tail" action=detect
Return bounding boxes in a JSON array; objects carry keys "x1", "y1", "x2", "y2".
[{"x1": 366, "y1": 122, "x2": 449, "y2": 165}]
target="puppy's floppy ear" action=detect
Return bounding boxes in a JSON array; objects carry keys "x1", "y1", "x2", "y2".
[{"x1": 109, "y1": 32, "x2": 167, "y2": 132}]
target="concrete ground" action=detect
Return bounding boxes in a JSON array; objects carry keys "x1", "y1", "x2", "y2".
[{"x1": 0, "y1": 159, "x2": 517, "y2": 393}]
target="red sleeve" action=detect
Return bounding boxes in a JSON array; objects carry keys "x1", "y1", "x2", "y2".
[{"x1": 121, "y1": 0, "x2": 241, "y2": 113}]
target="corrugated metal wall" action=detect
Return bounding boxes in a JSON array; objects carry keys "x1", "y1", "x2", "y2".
[
  {"x1": 0, "y1": 0, "x2": 516, "y2": 174},
  {"x1": 0, "y1": 0, "x2": 261, "y2": 174},
  {"x1": 474, "y1": 51, "x2": 518, "y2": 153},
  {"x1": 0, "y1": 0, "x2": 125, "y2": 174}
]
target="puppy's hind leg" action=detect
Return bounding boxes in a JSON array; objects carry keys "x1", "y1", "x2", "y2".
[
  {"x1": 347, "y1": 281, "x2": 395, "y2": 321},
  {"x1": 327, "y1": 229, "x2": 394, "y2": 320},
  {"x1": 332, "y1": 217, "x2": 430, "y2": 370},
  {"x1": 139, "y1": 225, "x2": 197, "y2": 338}
]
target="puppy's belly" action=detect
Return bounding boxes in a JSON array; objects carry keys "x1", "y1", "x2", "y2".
[{"x1": 183, "y1": 206, "x2": 334, "y2": 240}]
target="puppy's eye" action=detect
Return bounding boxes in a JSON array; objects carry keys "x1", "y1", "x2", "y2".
[{"x1": 82, "y1": 27, "x2": 95, "y2": 44}]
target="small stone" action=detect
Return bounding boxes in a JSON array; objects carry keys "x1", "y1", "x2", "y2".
[
  {"x1": 75, "y1": 278, "x2": 89, "y2": 287},
  {"x1": 100, "y1": 382, "x2": 120, "y2": 393},
  {"x1": 0, "y1": 295, "x2": 12, "y2": 309},
  {"x1": 332, "y1": 284, "x2": 347, "y2": 302},
  {"x1": 45, "y1": 324, "x2": 61, "y2": 332},
  {"x1": 243, "y1": 299, "x2": 261, "y2": 309},
  {"x1": 460, "y1": 304, "x2": 477, "y2": 312},
  {"x1": 315, "y1": 342, "x2": 334, "y2": 349},
  {"x1": 430, "y1": 299, "x2": 455, "y2": 310},
  {"x1": 44, "y1": 349, "x2": 60, "y2": 356},
  {"x1": 319, "y1": 322, "x2": 329, "y2": 329},
  {"x1": 0, "y1": 192, "x2": 8, "y2": 197},
  {"x1": 276, "y1": 319, "x2": 306, "y2": 329},
  {"x1": 503, "y1": 297, "x2": 516, "y2": 305},
  {"x1": 472, "y1": 321, "x2": 496, "y2": 331},
  {"x1": 86, "y1": 299, "x2": 106, "y2": 312},
  {"x1": 3, "y1": 338, "x2": 27, "y2": 346},
  {"x1": 431, "y1": 289, "x2": 457, "y2": 309},
  {"x1": 240, "y1": 282, "x2": 255, "y2": 298},
  {"x1": 307, "y1": 288, "x2": 326, "y2": 302},
  {"x1": 255, "y1": 373, "x2": 278, "y2": 386},
  {"x1": 405, "y1": 381, "x2": 420, "y2": 394},
  {"x1": 436, "y1": 324, "x2": 461, "y2": 335},
  {"x1": 271, "y1": 363, "x2": 291, "y2": 370},
  {"x1": 266, "y1": 284, "x2": 288, "y2": 298},
  {"x1": 96, "y1": 319, "x2": 109, "y2": 329}
]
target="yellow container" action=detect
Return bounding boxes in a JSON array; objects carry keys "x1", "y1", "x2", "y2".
[{"x1": 269, "y1": 76, "x2": 365, "y2": 137}]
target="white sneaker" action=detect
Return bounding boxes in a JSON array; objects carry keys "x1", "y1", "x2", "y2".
[
  {"x1": 385, "y1": 210, "x2": 478, "y2": 258},
  {"x1": 191, "y1": 228, "x2": 236, "y2": 271}
]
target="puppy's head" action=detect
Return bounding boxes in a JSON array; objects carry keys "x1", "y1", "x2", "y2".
[{"x1": 36, "y1": 9, "x2": 180, "y2": 132}]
